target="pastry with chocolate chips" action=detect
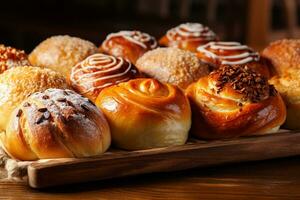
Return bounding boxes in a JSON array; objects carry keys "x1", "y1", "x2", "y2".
[
  {"x1": 186, "y1": 65, "x2": 286, "y2": 139},
  {"x1": 1, "y1": 88, "x2": 111, "y2": 160}
]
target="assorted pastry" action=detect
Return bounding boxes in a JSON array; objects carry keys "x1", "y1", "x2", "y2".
[
  {"x1": 100, "y1": 30, "x2": 157, "y2": 64},
  {"x1": 0, "y1": 22, "x2": 298, "y2": 161}
]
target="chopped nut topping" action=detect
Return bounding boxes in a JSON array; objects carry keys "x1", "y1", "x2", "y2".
[
  {"x1": 37, "y1": 108, "x2": 48, "y2": 112},
  {"x1": 16, "y1": 109, "x2": 22, "y2": 117},
  {"x1": 212, "y1": 65, "x2": 276, "y2": 102}
]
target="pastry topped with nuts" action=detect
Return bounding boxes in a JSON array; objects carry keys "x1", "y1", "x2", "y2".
[
  {"x1": 0, "y1": 44, "x2": 30, "y2": 74},
  {"x1": 1, "y1": 88, "x2": 111, "y2": 160},
  {"x1": 212, "y1": 65, "x2": 276, "y2": 103}
]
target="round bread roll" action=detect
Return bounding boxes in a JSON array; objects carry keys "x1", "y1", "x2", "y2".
[
  {"x1": 269, "y1": 69, "x2": 300, "y2": 129},
  {"x1": 0, "y1": 66, "x2": 69, "y2": 131},
  {"x1": 186, "y1": 65, "x2": 286, "y2": 139},
  {"x1": 1, "y1": 88, "x2": 111, "y2": 160},
  {"x1": 262, "y1": 39, "x2": 300, "y2": 76},
  {"x1": 29, "y1": 35, "x2": 98, "y2": 80},
  {"x1": 96, "y1": 78, "x2": 191, "y2": 150},
  {"x1": 100, "y1": 30, "x2": 157, "y2": 64},
  {"x1": 0, "y1": 44, "x2": 30, "y2": 74},
  {"x1": 159, "y1": 23, "x2": 217, "y2": 52},
  {"x1": 136, "y1": 48, "x2": 209, "y2": 89},
  {"x1": 70, "y1": 53, "x2": 140, "y2": 102},
  {"x1": 196, "y1": 41, "x2": 270, "y2": 77}
]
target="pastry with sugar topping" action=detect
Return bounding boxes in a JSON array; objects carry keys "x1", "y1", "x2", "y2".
[
  {"x1": 159, "y1": 23, "x2": 217, "y2": 52},
  {"x1": 71, "y1": 53, "x2": 140, "y2": 102},
  {"x1": 186, "y1": 65, "x2": 286, "y2": 139},
  {"x1": 100, "y1": 30, "x2": 157, "y2": 64},
  {"x1": 0, "y1": 44, "x2": 30, "y2": 74},
  {"x1": 196, "y1": 41, "x2": 270, "y2": 77},
  {"x1": 1, "y1": 88, "x2": 111, "y2": 160}
]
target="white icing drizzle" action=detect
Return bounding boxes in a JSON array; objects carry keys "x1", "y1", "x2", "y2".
[
  {"x1": 102, "y1": 31, "x2": 157, "y2": 49},
  {"x1": 197, "y1": 41, "x2": 260, "y2": 65},
  {"x1": 166, "y1": 23, "x2": 217, "y2": 41},
  {"x1": 70, "y1": 53, "x2": 135, "y2": 94}
]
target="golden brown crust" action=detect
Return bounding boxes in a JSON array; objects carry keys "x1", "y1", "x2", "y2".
[
  {"x1": 0, "y1": 66, "x2": 70, "y2": 131},
  {"x1": 269, "y1": 69, "x2": 300, "y2": 129},
  {"x1": 159, "y1": 23, "x2": 217, "y2": 52},
  {"x1": 70, "y1": 53, "x2": 140, "y2": 102},
  {"x1": 29, "y1": 35, "x2": 98, "y2": 80},
  {"x1": 100, "y1": 31, "x2": 157, "y2": 64},
  {"x1": 186, "y1": 65, "x2": 286, "y2": 139},
  {"x1": 196, "y1": 41, "x2": 270, "y2": 77},
  {"x1": 0, "y1": 45, "x2": 30, "y2": 74},
  {"x1": 262, "y1": 39, "x2": 300, "y2": 76},
  {"x1": 136, "y1": 48, "x2": 209, "y2": 89},
  {"x1": 1, "y1": 88, "x2": 111, "y2": 160},
  {"x1": 95, "y1": 78, "x2": 191, "y2": 150}
]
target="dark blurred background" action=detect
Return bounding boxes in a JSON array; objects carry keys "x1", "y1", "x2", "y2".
[{"x1": 0, "y1": 0, "x2": 299, "y2": 53}]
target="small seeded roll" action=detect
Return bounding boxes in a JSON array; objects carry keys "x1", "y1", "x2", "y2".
[
  {"x1": 262, "y1": 39, "x2": 300, "y2": 76},
  {"x1": 269, "y1": 69, "x2": 300, "y2": 129},
  {"x1": 136, "y1": 48, "x2": 209, "y2": 89},
  {"x1": 196, "y1": 41, "x2": 270, "y2": 77},
  {"x1": 96, "y1": 78, "x2": 191, "y2": 150},
  {"x1": 186, "y1": 65, "x2": 286, "y2": 139},
  {"x1": 1, "y1": 88, "x2": 111, "y2": 160},
  {"x1": 29, "y1": 35, "x2": 98, "y2": 80},
  {"x1": 0, "y1": 66, "x2": 69, "y2": 131},
  {"x1": 70, "y1": 53, "x2": 140, "y2": 102},
  {"x1": 159, "y1": 23, "x2": 217, "y2": 52},
  {"x1": 0, "y1": 44, "x2": 30, "y2": 74},
  {"x1": 100, "y1": 30, "x2": 157, "y2": 64}
]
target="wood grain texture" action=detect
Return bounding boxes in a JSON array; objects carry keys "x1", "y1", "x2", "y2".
[
  {"x1": 28, "y1": 131, "x2": 300, "y2": 188},
  {"x1": 2, "y1": 156, "x2": 300, "y2": 199}
]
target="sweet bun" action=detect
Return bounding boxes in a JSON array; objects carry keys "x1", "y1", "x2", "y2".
[
  {"x1": 0, "y1": 44, "x2": 30, "y2": 74},
  {"x1": 136, "y1": 47, "x2": 209, "y2": 89},
  {"x1": 262, "y1": 39, "x2": 300, "y2": 76},
  {"x1": 269, "y1": 69, "x2": 300, "y2": 129},
  {"x1": 159, "y1": 23, "x2": 217, "y2": 52},
  {"x1": 96, "y1": 78, "x2": 191, "y2": 150},
  {"x1": 1, "y1": 88, "x2": 111, "y2": 160},
  {"x1": 70, "y1": 53, "x2": 140, "y2": 102},
  {"x1": 186, "y1": 65, "x2": 286, "y2": 139},
  {"x1": 100, "y1": 31, "x2": 157, "y2": 64},
  {"x1": 197, "y1": 41, "x2": 270, "y2": 77},
  {"x1": 29, "y1": 35, "x2": 98, "y2": 80},
  {"x1": 0, "y1": 66, "x2": 69, "y2": 131}
]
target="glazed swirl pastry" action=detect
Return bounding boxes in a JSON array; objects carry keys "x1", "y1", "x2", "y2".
[
  {"x1": 159, "y1": 23, "x2": 217, "y2": 52},
  {"x1": 100, "y1": 31, "x2": 157, "y2": 64},
  {"x1": 96, "y1": 78, "x2": 191, "y2": 150},
  {"x1": 186, "y1": 65, "x2": 286, "y2": 139},
  {"x1": 71, "y1": 53, "x2": 140, "y2": 102},
  {"x1": 1, "y1": 88, "x2": 111, "y2": 160},
  {"x1": 197, "y1": 41, "x2": 270, "y2": 77}
]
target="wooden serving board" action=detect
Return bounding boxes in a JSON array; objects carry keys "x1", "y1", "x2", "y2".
[{"x1": 28, "y1": 130, "x2": 300, "y2": 188}]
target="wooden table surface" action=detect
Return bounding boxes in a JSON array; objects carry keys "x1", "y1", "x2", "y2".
[{"x1": 1, "y1": 156, "x2": 300, "y2": 200}]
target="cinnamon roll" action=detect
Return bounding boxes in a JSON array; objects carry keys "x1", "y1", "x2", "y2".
[
  {"x1": 100, "y1": 30, "x2": 157, "y2": 64},
  {"x1": 96, "y1": 78, "x2": 191, "y2": 150},
  {"x1": 186, "y1": 65, "x2": 286, "y2": 139},
  {"x1": 0, "y1": 44, "x2": 30, "y2": 74},
  {"x1": 197, "y1": 41, "x2": 270, "y2": 77},
  {"x1": 159, "y1": 23, "x2": 217, "y2": 52},
  {"x1": 71, "y1": 53, "x2": 140, "y2": 102}
]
